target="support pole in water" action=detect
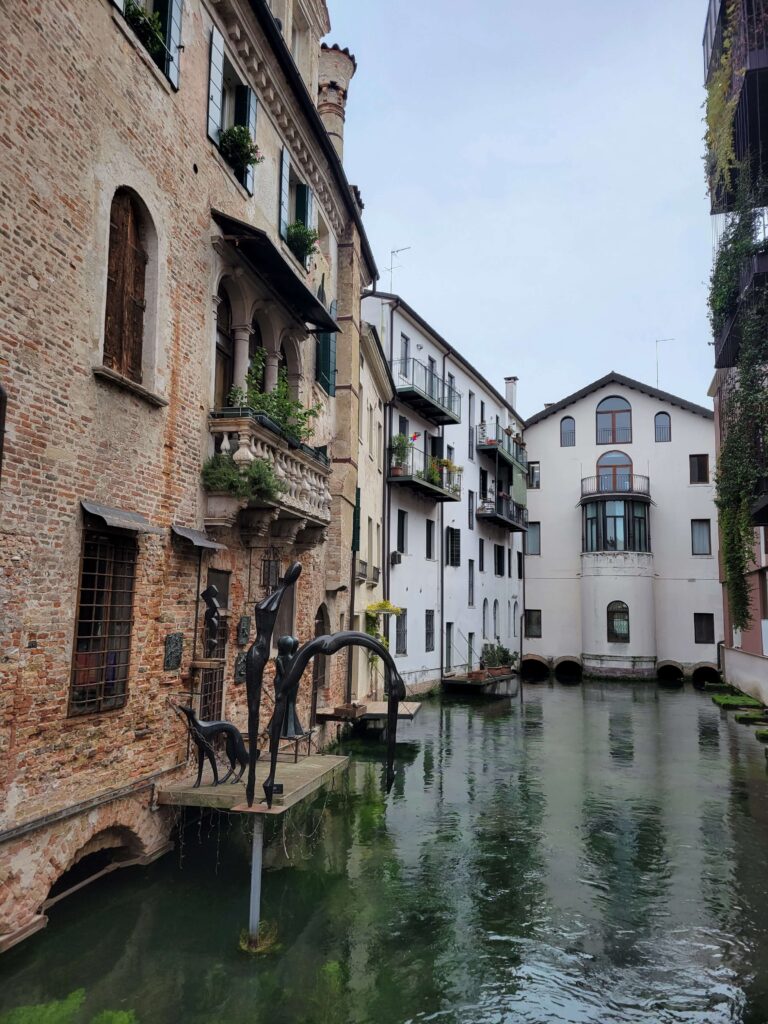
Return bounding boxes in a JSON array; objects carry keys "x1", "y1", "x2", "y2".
[{"x1": 248, "y1": 816, "x2": 264, "y2": 944}]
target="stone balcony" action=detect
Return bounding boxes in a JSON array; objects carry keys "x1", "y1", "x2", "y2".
[{"x1": 206, "y1": 408, "x2": 332, "y2": 545}]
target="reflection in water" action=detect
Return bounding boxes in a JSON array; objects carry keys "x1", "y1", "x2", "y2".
[{"x1": 3, "y1": 685, "x2": 768, "y2": 1023}]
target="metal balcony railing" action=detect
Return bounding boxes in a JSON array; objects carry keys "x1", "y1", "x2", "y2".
[
  {"x1": 581, "y1": 473, "x2": 651, "y2": 498},
  {"x1": 476, "y1": 422, "x2": 527, "y2": 468},
  {"x1": 476, "y1": 497, "x2": 528, "y2": 531},
  {"x1": 387, "y1": 447, "x2": 462, "y2": 500},
  {"x1": 390, "y1": 358, "x2": 461, "y2": 423},
  {"x1": 596, "y1": 427, "x2": 632, "y2": 445}
]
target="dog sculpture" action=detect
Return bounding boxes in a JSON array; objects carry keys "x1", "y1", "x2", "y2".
[{"x1": 175, "y1": 704, "x2": 249, "y2": 788}]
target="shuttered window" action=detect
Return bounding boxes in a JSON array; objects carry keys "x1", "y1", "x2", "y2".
[
  {"x1": 104, "y1": 190, "x2": 146, "y2": 384},
  {"x1": 112, "y1": 0, "x2": 183, "y2": 86},
  {"x1": 233, "y1": 84, "x2": 259, "y2": 194},
  {"x1": 316, "y1": 299, "x2": 337, "y2": 396},
  {"x1": 279, "y1": 147, "x2": 291, "y2": 239},
  {"x1": 445, "y1": 527, "x2": 461, "y2": 567},
  {"x1": 207, "y1": 27, "x2": 225, "y2": 143}
]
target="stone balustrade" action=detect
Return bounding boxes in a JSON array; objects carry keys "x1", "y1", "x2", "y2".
[{"x1": 207, "y1": 410, "x2": 332, "y2": 531}]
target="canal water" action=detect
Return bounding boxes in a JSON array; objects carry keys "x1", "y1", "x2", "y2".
[{"x1": 3, "y1": 682, "x2": 768, "y2": 1024}]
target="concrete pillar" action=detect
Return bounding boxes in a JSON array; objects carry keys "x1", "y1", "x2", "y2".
[
  {"x1": 248, "y1": 816, "x2": 265, "y2": 944},
  {"x1": 264, "y1": 352, "x2": 279, "y2": 392}
]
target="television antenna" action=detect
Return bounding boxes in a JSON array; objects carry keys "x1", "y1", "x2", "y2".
[
  {"x1": 386, "y1": 246, "x2": 411, "y2": 292},
  {"x1": 655, "y1": 338, "x2": 674, "y2": 388}
]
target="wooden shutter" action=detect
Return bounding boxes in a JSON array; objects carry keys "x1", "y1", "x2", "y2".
[
  {"x1": 316, "y1": 299, "x2": 337, "y2": 397},
  {"x1": 104, "y1": 192, "x2": 145, "y2": 384},
  {"x1": 279, "y1": 147, "x2": 290, "y2": 239},
  {"x1": 326, "y1": 299, "x2": 337, "y2": 397},
  {"x1": 165, "y1": 0, "x2": 183, "y2": 88},
  {"x1": 207, "y1": 27, "x2": 225, "y2": 143},
  {"x1": 352, "y1": 487, "x2": 361, "y2": 552},
  {"x1": 234, "y1": 85, "x2": 257, "y2": 193}
]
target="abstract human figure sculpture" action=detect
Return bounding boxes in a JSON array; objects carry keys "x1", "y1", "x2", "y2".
[
  {"x1": 274, "y1": 635, "x2": 303, "y2": 739},
  {"x1": 243, "y1": 561, "x2": 405, "y2": 808},
  {"x1": 174, "y1": 704, "x2": 248, "y2": 787},
  {"x1": 200, "y1": 584, "x2": 221, "y2": 657}
]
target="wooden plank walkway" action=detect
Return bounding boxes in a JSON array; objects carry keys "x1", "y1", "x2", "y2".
[
  {"x1": 442, "y1": 674, "x2": 516, "y2": 690},
  {"x1": 314, "y1": 701, "x2": 421, "y2": 723},
  {"x1": 156, "y1": 754, "x2": 348, "y2": 817}
]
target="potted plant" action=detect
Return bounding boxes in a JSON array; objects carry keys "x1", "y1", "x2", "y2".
[
  {"x1": 286, "y1": 221, "x2": 320, "y2": 264},
  {"x1": 124, "y1": 0, "x2": 165, "y2": 61},
  {"x1": 390, "y1": 434, "x2": 411, "y2": 475},
  {"x1": 218, "y1": 125, "x2": 265, "y2": 174}
]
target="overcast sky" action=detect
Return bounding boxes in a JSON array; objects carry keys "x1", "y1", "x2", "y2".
[{"x1": 326, "y1": 0, "x2": 713, "y2": 419}]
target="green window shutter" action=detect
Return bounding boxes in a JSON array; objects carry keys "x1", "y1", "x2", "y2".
[
  {"x1": 327, "y1": 299, "x2": 337, "y2": 397},
  {"x1": 307, "y1": 189, "x2": 315, "y2": 228},
  {"x1": 207, "y1": 27, "x2": 225, "y2": 143},
  {"x1": 295, "y1": 183, "x2": 309, "y2": 226},
  {"x1": 164, "y1": 0, "x2": 183, "y2": 88},
  {"x1": 279, "y1": 147, "x2": 290, "y2": 240},
  {"x1": 234, "y1": 85, "x2": 257, "y2": 194},
  {"x1": 352, "y1": 488, "x2": 361, "y2": 552}
]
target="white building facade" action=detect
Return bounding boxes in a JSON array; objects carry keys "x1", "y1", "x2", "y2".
[
  {"x1": 523, "y1": 373, "x2": 723, "y2": 683},
  {"x1": 362, "y1": 293, "x2": 525, "y2": 692}
]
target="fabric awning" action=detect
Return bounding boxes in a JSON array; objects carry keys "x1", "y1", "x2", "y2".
[
  {"x1": 171, "y1": 525, "x2": 227, "y2": 551},
  {"x1": 81, "y1": 500, "x2": 164, "y2": 535},
  {"x1": 211, "y1": 210, "x2": 339, "y2": 333}
]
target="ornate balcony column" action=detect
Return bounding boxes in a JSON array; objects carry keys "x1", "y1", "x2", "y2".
[
  {"x1": 264, "y1": 352, "x2": 280, "y2": 392},
  {"x1": 232, "y1": 324, "x2": 253, "y2": 391}
]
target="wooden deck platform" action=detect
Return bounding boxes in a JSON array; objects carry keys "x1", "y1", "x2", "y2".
[
  {"x1": 314, "y1": 701, "x2": 421, "y2": 723},
  {"x1": 155, "y1": 754, "x2": 348, "y2": 817},
  {"x1": 442, "y1": 673, "x2": 516, "y2": 691}
]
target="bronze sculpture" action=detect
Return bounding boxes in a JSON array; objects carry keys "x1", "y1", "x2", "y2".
[
  {"x1": 244, "y1": 561, "x2": 406, "y2": 808},
  {"x1": 174, "y1": 704, "x2": 248, "y2": 787}
]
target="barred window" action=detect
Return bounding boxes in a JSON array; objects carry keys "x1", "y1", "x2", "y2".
[
  {"x1": 425, "y1": 609, "x2": 435, "y2": 652},
  {"x1": 445, "y1": 527, "x2": 461, "y2": 567},
  {"x1": 70, "y1": 530, "x2": 137, "y2": 716},
  {"x1": 524, "y1": 609, "x2": 542, "y2": 638},
  {"x1": 607, "y1": 601, "x2": 630, "y2": 643},
  {"x1": 396, "y1": 610, "x2": 408, "y2": 655}
]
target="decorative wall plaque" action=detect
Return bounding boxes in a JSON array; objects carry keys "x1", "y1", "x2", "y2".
[
  {"x1": 234, "y1": 651, "x2": 247, "y2": 683},
  {"x1": 237, "y1": 615, "x2": 251, "y2": 646},
  {"x1": 164, "y1": 632, "x2": 183, "y2": 671}
]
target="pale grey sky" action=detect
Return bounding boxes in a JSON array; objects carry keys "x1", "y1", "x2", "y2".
[{"x1": 326, "y1": 0, "x2": 714, "y2": 419}]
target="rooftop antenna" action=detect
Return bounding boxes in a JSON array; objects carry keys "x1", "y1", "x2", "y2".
[
  {"x1": 655, "y1": 338, "x2": 674, "y2": 388},
  {"x1": 386, "y1": 246, "x2": 411, "y2": 292}
]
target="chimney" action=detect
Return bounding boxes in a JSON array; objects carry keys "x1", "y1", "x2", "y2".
[
  {"x1": 504, "y1": 375, "x2": 518, "y2": 408},
  {"x1": 318, "y1": 43, "x2": 357, "y2": 161}
]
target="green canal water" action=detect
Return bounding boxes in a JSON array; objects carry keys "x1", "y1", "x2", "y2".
[{"x1": 3, "y1": 683, "x2": 768, "y2": 1023}]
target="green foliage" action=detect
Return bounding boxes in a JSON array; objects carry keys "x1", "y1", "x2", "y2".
[
  {"x1": 704, "y1": 0, "x2": 739, "y2": 199},
  {"x1": 390, "y1": 433, "x2": 411, "y2": 465},
  {"x1": 218, "y1": 126, "x2": 264, "y2": 172},
  {"x1": 482, "y1": 642, "x2": 517, "y2": 668},
  {"x1": 708, "y1": 202, "x2": 762, "y2": 338},
  {"x1": 201, "y1": 453, "x2": 285, "y2": 502},
  {"x1": 124, "y1": 0, "x2": 165, "y2": 60},
  {"x1": 0, "y1": 991, "x2": 137, "y2": 1024},
  {"x1": 229, "y1": 348, "x2": 321, "y2": 443},
  {"x1": 417, "y1": 457, "x2": 442, "y2": 486},
  {"x1": 755, "y1": 728, "x2": 768, "y2": 742},
  {"x1": 365, "y1": 600, "x2": 402, "y2": 668},
  {"x1": 286, "y1": 221, "x2": 320, "y2": 264}
]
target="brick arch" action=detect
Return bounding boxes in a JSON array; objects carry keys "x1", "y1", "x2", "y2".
[{"x1": 0, "y1": 793, "x2": 171, "y2": 944}]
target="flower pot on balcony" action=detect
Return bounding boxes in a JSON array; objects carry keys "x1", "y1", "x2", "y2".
[
  {"x1": 204, "y1": 492, "x2": 248, "y2": 529},
  {"x1": 391, "y1": 465, "x2": 405, "y2": 477},
  {"x1": 467, "y1": 670, "x2": 485, "y2": 681}
]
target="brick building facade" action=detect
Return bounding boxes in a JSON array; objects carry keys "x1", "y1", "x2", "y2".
[{"x1": 0, "y1": 0, "x2": 374, "y2": 950}]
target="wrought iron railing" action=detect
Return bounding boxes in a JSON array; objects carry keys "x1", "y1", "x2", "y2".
[
  {"x1": 390, "y1": 358, "x2": 461, "y2": 419},
  {"x1": 355, "y1": 557, "x2": 368, "y2": 581},
  {"x1": 476, "y1": 422, "x2": 528, "y2": 467},
  {"x1": 477, "y1": 497, "x2": 528, "y2": 529},
  {"x1": 387, "y1": 447, "x2": 462, "y2": 497},
  {"x1": 581, "y1": 474, "x2": 651, "y2": 497},
  {"x1": 596, "y1": 427, "x2": 632, "y2": 445}
]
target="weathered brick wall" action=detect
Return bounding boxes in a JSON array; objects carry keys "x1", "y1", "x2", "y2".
[{"x1": 0, "y1": 0, "x2": 366, "y2": 941}]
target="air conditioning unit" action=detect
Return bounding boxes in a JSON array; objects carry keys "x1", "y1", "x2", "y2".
[{"x1": 390, "y1": 551, "x2": 402, "y2": 566}]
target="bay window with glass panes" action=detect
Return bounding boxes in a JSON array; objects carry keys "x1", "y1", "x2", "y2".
[{"x1": 582, "y1": 500, "x2": 650, "y2": 552}]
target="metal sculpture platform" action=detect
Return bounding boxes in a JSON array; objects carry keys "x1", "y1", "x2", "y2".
[
  {"x1": 442, "y1": 674, "x2": 517, "y2": 693},
  {"x1": 314, "y1": 701, "x2": 422, "y2": 724},
  {"x1": 156, "y1": 754, "x2": 348, "y2": 815}
]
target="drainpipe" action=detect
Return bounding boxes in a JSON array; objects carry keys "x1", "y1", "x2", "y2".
[{"x1": 439, "y1": 351, "x2": 448, "y2": 684}]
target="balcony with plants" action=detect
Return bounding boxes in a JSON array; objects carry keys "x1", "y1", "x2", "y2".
[
  {"x1": 475, "y1": 421, "x2": 528, "y2": 471},
  {"x1": 704, "y1": 0, "x2": 768, "y2": 212},
  {"x1": 204, "y1": 350, "x2": 331, "y2": 534},
  {"x1": 389, "y1": 358, "x2": 461, "y2": 426},
  {"x1": 387, "y1": 435, "x2": 462, "y2": 502},
  {"x1": 475, "y1": 494, "x2": 528, "y2": 533}
]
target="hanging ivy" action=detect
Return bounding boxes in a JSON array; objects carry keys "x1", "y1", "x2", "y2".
[
  {"x1": 705, "y1": 0, "x2": 740, "y2": 199},
  {"x1": 364, "y1": 600, "x2": 402, "y2": 668}
]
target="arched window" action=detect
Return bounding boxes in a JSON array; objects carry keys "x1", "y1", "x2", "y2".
[
  {"x1": 493, "y1": 599, "x2": 499, "y2": 639},
  {"x1": 654, "y1": 411, "x2": 671, "y2": 442},
  {"x1": 596, "y1": 451, "x2": 633, "y2": 492},
  {"x1": 507, "y1": 600, "x2": 512, "y2": 637},
  {"x1": 214, "y1": 285, "x2": 234, "y2": 409},
  {"x1": 104, "y1": 189, "x2": 150, "y2": 384},
  {"x1": 482, "y1": 598, "x2": 489, "y2": 639},
  {"x1": 560, "y1": 416, "x2": 575, "y2": 447},
  {"x1": 513, "y1": 600, "x2": 519, "y2": 637},
  {"x1": 607, "y1": 601, "x2": 630, "y2": 643},
  {"x1": 596, "y1": 396, "x2": 632, "y2": 444}
]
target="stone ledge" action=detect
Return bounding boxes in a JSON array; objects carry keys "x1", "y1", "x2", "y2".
[{"x1": 92, "y1": 365, "x2": 169, "y2": 408}]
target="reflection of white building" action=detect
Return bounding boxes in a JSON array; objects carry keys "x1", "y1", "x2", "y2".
[
  {"x1": 362, "y1": 293, "x2": 525, "y2": 691},
  {"x1": 523, "y1": 373, "x2": 723, "y2": 682}
]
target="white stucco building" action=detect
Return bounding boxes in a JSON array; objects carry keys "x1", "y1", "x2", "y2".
[
  {"x1": 362, "y1": 292, "x2": 525, "y2": 692},
  {"x1": 523, "y1": 373, "x2": 723, "y2": 683}
]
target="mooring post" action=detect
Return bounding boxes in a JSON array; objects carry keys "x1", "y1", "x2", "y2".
[{"x1": 248, "y1": 816, "x2": 265, "y2": 943}]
